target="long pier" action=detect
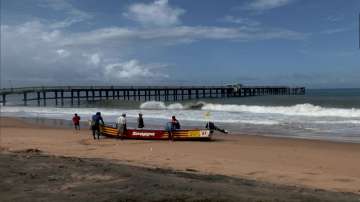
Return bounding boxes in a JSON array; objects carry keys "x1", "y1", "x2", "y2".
[{"x1": 0, "y1": 85, "x2": 305, "y2": 106}]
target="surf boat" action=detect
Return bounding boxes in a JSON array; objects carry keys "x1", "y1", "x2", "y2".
[{"x1": 100, "y1": 124, "x2": 212, "y2": 141}]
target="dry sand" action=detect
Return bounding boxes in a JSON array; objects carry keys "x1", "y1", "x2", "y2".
[
  {"x1": 1, "y1": 117, "x2": 360, "y2": 197},
  {"x1": 2, "y1": 151, "x2": 359, "y2": 202}
]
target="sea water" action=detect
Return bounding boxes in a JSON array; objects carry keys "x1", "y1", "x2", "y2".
[{"x1": 1, "y1": 89, "x2": 360, "y2": 143}]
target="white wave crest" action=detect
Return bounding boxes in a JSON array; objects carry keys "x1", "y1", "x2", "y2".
[
  {"x1": 140, "y1": 101, "x2": 166, "y2": 109},
  {"x1": 140, "y1": 101, "x2": 184, "y2": 110},
  {"x1": 314, "y1": 120, "x2": 360, "y2": 125},
  {"x1": 201, "y1": 103, "x2": 360, "y2": 118},
  {"x1": 167, "y1": 103, "x2": 184, "y2": 110}
]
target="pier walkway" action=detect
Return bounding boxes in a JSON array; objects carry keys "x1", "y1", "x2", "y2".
[{"x1": 0, "y1": 85, "x2": 305, "y2": 106}]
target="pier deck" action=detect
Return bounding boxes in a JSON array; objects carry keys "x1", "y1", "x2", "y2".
[{"x1": 0, "y1": 85, "x2": 305, "y2": 106}]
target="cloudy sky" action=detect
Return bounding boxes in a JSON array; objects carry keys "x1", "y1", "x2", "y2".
[{"x1": 1, "y1": 0, "x2": 359, "y2": 88}]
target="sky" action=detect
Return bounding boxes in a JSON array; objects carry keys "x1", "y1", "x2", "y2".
[{"x1": 1, "y1": 0, "x2": 359, "y2": 88}]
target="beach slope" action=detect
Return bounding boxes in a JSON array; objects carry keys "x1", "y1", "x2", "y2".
[{"x1": 1, "y1": 117, "x2": 360, "y2": 200}]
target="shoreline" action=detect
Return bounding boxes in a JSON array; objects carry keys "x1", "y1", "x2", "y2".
[
  {"x1": 3, "y1": 115, "x2": 360, "y2": 144},
  {"x1": 2, "y1": 101, "x2": 360, "y2": 144},
  {"x1": 1, "y1": 117, "x2": 360, "y2": 195}
]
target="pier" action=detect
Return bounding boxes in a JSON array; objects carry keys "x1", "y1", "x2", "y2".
[{"x1": 0, "y1": 85, "x2": 305, "y2": 106}]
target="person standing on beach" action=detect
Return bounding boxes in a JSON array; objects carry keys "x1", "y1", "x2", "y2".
[
  {"x1": 167, "y1": 116, "x2": 180, "y2": 141},
  {"x1": 91, "y1": 112, "x2": 104, "y2": 140},
  {"x1": 137, "y1": 113, "x2": 144, "y2": 128},
  {"x1": 72, "y1": 113, "x2": 81, "y2": 130},
  {"x1": 116, "y1": 113, "x2": 127, "y2": 139},
  {"x1": 171, "y1": 116, "x2": 180, "y2": 130}
]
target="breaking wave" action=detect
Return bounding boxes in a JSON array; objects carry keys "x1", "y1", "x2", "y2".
[
  {"x1": 140, "y1": 101, "x2": 360, "y2": 118},
  {"x1": 201, "y1": 103, "x2": 360, "y2": 118},
  {"x1": 2, "y1": 101, "x2": 360, "y2": 142}
]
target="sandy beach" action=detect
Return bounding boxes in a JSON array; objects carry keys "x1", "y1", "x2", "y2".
[{"x1": 1, "y1": 117, "x2": 360, "y2": 201}]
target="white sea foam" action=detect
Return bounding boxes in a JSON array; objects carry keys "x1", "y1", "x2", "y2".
[
  {"x1": 167, "y1": 103, "x2": 184, "y2": 110},
  {"x1": 2, "y1": 100, "x2": 360, "y2": 142},
  {"x1": 2, "y1": 104, "x2": 360, "y2": 142},
  {"x1": 201, "y1": 103, "x2": 360, "y2": 118},
  {"x1": 3, "y1": 102, "x2": 360, "y2": 120},
  {"x1": 0, "y1": 105, "x2": 279, "y2": 125},
  {"x1": 140, "y1": 101, "x2": 184, "y2": 110},
  {"x1": 314, "y1": 120, "x2": 360, "y2": 125},
  {"x1": 139, "y1": 101, "x2": 360, "y2": 118},
  {"x1": 140, "y1": 101, "x2": 167, "y2": 109}
]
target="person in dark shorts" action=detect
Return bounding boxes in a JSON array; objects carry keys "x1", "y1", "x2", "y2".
[
  {"x1": 167, "y1": 116, "x2": 180, "y2": 141},
  {"x1": 171, "y1": 116, "x2": 180, "y2": 130},
  {"x1": 91, "y1": 112, "x2": 104, "y2": 140},
  {"x1": 137, "y1": 113, "x2": 144, "y2": 128},
  {"x1": 72, "y1": 113, "x2": 81, "y2": 130}
]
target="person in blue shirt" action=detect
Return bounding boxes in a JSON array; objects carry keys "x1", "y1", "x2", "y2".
[{"x1": 91, "y1": 112, "x2": 104, "y2": 140}]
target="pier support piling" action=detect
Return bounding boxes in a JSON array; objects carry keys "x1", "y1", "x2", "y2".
[
  {"x1": 23, "y1": 92, "x2": 27, "y2": 106},
  {"x1": 77, "y1": 91, "x2": 80, "y2": 105},
  {"x1": 43, "y1": 91, "x2": 46, "y2": 106},
  {"x1": 2, "y1": 94, "x2": 6, "y2": 106},
  {"x1": 61, "y1": 91, "x2": 64, "y2": 106},
  {"x1": 70, "y1": 91, "x2": 74, "y2": 105},
  {"x1": 37, "y1": 92, "x2": 40, "y2": 106},
  {"x1": 55, "y1": 91, "x2": 58, "y2": 106}
]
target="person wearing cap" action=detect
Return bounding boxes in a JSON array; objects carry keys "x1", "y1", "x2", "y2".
[
  {"x1": 137, "y1": 113, "x2": 144, "y2": 129},
  {"x1": 116, "y1": 113, "x2": 127, "y2": 139},
  {"x1": 91, "y1": 112, "x2": 104, "y2": 140}
]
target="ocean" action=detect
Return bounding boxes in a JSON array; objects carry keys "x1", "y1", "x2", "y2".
[{"x1": 1, "y1": 89, "x2": 360, "y2": 143}]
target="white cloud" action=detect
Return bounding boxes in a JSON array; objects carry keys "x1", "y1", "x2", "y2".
[
  {"x1": 124, "y1": 0, "x2": 185, "y2": 27},
  {"x1": 243, "y1": 0, "x2": 296, "y2": 11},
  {"x1": 83, "y1": 53, "x2": 101, "y2": 66},
  {"x1": 1, "y1": 19, "x2": 306, "y2": 85},
  {"x1": 62, "y1": 25, "x2": 306, "y2": 46},
  {"x1": 62, "y1": 27, "x2": 134, "y2": 45},
  {"x1": 104, "y1": 60, "x2": 168, "y2": 79},
  {"x1": 50, "y1": 17, "x2": 88, "y2": 29},
  {"x1": 42, "y1": 30, "x2": 61, "y2": 42},
  {"x1": 56, "y1": 49, "x2": 70, "y2": 57},
  {"x1": 220, "y1": 15, "x2": 261, "y2": 26},
  {"x1": 39, "y1": 0, "x2": 92, "y2": 28},
  {"x1": 1, "y1": 20, "x2": 170, "y2": 85},
  {"x1": 90, "y1": 53, "x2": 101, "y2": 66}
]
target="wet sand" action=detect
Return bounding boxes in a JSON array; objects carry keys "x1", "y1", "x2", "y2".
[{"x1": 1, "y1": 117, "x2": 360, "y2": 201}]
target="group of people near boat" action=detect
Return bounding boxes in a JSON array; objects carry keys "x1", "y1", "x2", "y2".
[
  {"x1": 85, "y1": 112, "x2": 182, "y2": 140},
  {"x1": 72, "y1": 111, "x2": 226, "y2": 140}
]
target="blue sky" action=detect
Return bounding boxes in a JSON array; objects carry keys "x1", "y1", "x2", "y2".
[{"x1": 1, "y1": 0, "x2": 359, "y2": 88}]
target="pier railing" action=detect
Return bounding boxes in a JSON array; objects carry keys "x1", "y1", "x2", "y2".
[{"x1": 0, "y1": 85, "x2": 305, "y2": 106}]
